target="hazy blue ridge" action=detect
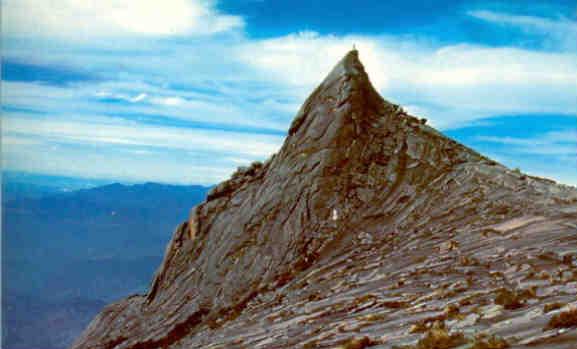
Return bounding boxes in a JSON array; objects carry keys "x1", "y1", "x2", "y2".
[{"x1": 2, "y1": 181, "x2": 210, "y2": 349}]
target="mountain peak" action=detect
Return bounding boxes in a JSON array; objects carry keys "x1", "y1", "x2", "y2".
[
  {"x1": 286, "y1": 49, "x2": 388, "y2": 153},
  {"x1": 73, "y1": 50, "x2": 577, "y2": 349},
  {"x1": 321, "y1": 49, "x2": 365, "y2": 85}
]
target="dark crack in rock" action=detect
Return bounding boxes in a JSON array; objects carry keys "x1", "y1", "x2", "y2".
[{"x1": 71, "y1": 50, "x2": 577, "y2": 349}]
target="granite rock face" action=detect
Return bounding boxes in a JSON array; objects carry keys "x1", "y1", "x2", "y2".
[{"x1": 72, "y1": 51, "x2": 577, "y2": 349}]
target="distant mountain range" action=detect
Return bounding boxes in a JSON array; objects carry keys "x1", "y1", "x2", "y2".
[
  {"x1": 2, "y1": 179, "x2": 210, "y2": 349},
  {"x1": 2, "y1": 171, "x2": 115, "y2": 201}
]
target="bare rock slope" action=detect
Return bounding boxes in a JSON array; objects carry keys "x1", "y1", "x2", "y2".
[{"x1": 73, "y1": 50, "x2": 577, "y2": 349}]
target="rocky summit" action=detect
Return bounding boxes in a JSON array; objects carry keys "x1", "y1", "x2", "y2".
[{"x1": 72, "y1": 50, "x2": 577, "y2": 349}]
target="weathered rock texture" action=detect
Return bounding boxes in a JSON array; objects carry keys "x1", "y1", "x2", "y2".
[{"x1": 72, "y1": 51, "x2": 577, "y2": 349}]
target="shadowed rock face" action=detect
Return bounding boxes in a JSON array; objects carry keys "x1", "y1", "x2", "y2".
[{"x1": 72, "y1": 51, "x2": 577, "y2": 349}]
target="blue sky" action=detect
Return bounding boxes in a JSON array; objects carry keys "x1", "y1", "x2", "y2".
[{"x1": 1, "y1": 0, "x2": 576, "y2": 186}]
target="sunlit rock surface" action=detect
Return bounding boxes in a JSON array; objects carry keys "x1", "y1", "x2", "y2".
[{"x1": 72, "y1": 50, "x2": 577, "y2": 349}]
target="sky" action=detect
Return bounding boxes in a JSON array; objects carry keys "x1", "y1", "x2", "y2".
[{"x1": 1, "y1": 0, "x2": 576, "y2": 186}]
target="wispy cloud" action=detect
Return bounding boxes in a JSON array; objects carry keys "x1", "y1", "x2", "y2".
[{"x1": 468, "y1": 10, "x2": 577, "y2": 51}]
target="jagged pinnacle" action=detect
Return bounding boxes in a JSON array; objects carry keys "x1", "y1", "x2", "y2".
[
  {"x1": 288, "y1": 49, "x2": 385, "y2": 137},
  {"x1": 320, "y1": 49, "x2": 368, "y2": 87}
]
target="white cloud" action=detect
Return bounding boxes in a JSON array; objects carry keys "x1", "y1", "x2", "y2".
[
  {"x1": 468, "y1": 10, "x2": 577, "y2": 51},
  {"x1": 2, "y1": 138, "x2": 236, "y2": 185},
  {"x1": 477, "y1": 130, "x2": 577, "y2": 156},
  {"x1": 1, "y1": 81, "x2": 289, "y2": 131},
  {"x1": 236, "y1": 32, "x2": 390, "y2": 91},
  {"x1": 470, "y1": 129, "x2": 577, "y2": 186},
  {"x1": 2, "y1": 114, "x2": 283, "y2": 158},
  {"x1": 1, "y1": 135, "x2": 46, "y2": 147},
  {"x1": 479, "y1": 150, "x2": 577, "y2": 187},
  {"x1": 130, "y1": 93, "x2": 148, "y2": 103},
  {"x1": 238, "y1": 31, "x2": 577, "y2": 129},
  {"x1": 1, "y1": 114, "x2": 284, "y2": 184},
  {"x1": 150, "y1": 96, "x2": 186, "y2": 107},
  {"x1": 1, "y1": 0, "x2": 243, "y2": 39}
]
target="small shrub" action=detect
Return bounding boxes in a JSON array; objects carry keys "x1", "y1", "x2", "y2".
[
  {"x1": 415, "y1": 327, "x2": 466, "y2": 349},
  {"x1": 307, "y1": 292, "x2": 322, "y2": 302},
  {"x1": 543, "y1": 302, "x2": 565, "y2": 313},
  {"x1": 381, "y1": 300, "x2": 408, "y2": 309},
  {"x1": 358, "y1": 313, "x2": 386, "y2": 322},
  {"x1": 518, "y1": 286, "x2": 537, "y2": 299},
  {"x1": 459, "y1": 255, "x2": 479, "y2": 266},
  {"x1": 337, "y1": 336, "x2": 377, "y2": 349},
  {"x1": 444, "y1": 304, "x2": 460, "y2": 318},
  {"x1": 409, "y1": 322, "x2": 429, "y2": 334},
  {"x1": 546, "y1": 308, "x2": 577, "y2": 329},
  {"x1": 303, "y1": 340, "x2": 319, "y2": 349},
  {"x1": 525, "y1": 270, "x2": 536, "y2": 279},
  {"x1": 409, "y1": 317, "x2": 447, "y2": 334},
  {"x1": 494, "y1": 288, "x2": 524, "y2": 310},
  {"x1": 470, "y1": 334, "x2": 510, "y2": 349}
]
